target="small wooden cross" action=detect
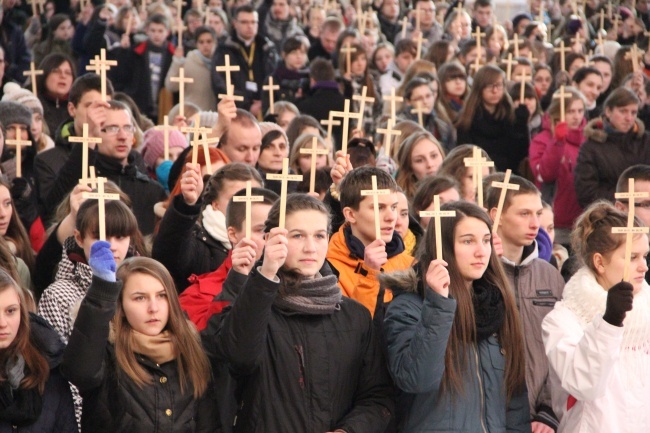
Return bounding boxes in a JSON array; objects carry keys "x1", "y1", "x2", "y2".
[
  {"x1": 320, "y1": 113, "x2": 341, "y2": 143},
  {"x1": 418, "y1": 195, "x2": 457, "y2": 260},
  {"x1": 357, "y1": 8, "x2": 368, "y2": 34},
  {"x1": 516, "y1": 71, "x2": 532, "y2": 103},
  {"x1": 183, "y1": 118, "x2": 213, "y2": 170},
  {"x1": 509, "y1": 34, "x2": 521, "y2": 57},
  {"x1": 23, "y1": 61, "x2": 43, "y2": 96},
  {"x1": 177, "y1": 20, "x2": 187, "y2": 47},
  {"x1": 490, "y1": 169, "x2": 520, "y2": 235},
  {"x1": 175, "y1": 0, "x2": 186, "y2": 21},
  {"x1": 82, "y1": 177, "x2": 120, "y2": 241},
  {"x1": 360, "y1": 175, "x2": 392, "y2": 240},
  {"x1": 385, "y1": 87, "x2": 404, "y2": 121},
  {"x1": 331, "y1": 99, "x2": 361, "y2": 155},
  {"x1": 625, "y1": 44, "x2": 644, "y2": 73},
  {"x1": 84, "y1": 166, "x2": 99, "y2": 188},
  {"x1": 125, "y1": 13, "x2": 134, "y2": 35},
  {"x1": 69, "y1": 123, "x2": 102, "y2": 185},
  {"x1": 266, "y1": 158, "x2": 303, "y2": 229},
  {"x1": 5, "y1": 128, "x2": 31, "y2": 178},
  {"x1": 554, "y1": 41, "x2": 570, "y2": 72},
  {"x1": 352, "y1": 86, "x2": 375, "y2": 134},
  {"x1": 216, "y1": 55, "x2": 244, "y2": 101},
  {"x1": 414, "y1": 31, "x2": 425, "y2": 60},
  {"x1": 463, "y1": 146, "x2": 493, "y2": 208},
  {"x1": 154, "y1": 115, "x2": 180, "y2": 161},
  {"x1": 170, "y1": 67, "x2": 194, "y2": 118},
  {"x1": 414, "y1": 6, "x2": 422, "y2": 32},
  {"x1": 86, "y1": 49, "x2": 117, "y2": 102},
  {"x1": 599, "y1": 9, "x2": 605, "y2": 32},
  {"x1": 527, "y1": 52, "x2": 538, "y2": 65},
  {"x1": 341, "y1": 41, "x2": 357, "y2": 76},
  {"x1": 400, "y1": 16, "x2": 409, "y2": 39},
  {"x1": 27, "y1": 0, "x2": 43, "y2": 16},
  {"x1": 613, "y1": 178, "x2": 650, "y2": 281},
  {"x1": 597, "y1": 32, "x2": 605, "y2": 51},
  {"x1": 300, "y1": 136, "x2": 329, "y2": 194},
  {"x1": 232, "y1": 181, "x2": 264, "y2": 239},
  {"x1": 571, "y1": 32, "x2": 583, "y2": 49},
  {"x1": 607, "y1": 0, "x2": 613, "y2": 19},
  {"x1": 263, "y1": 76, "x2": 280, "y2": 114},
  {"x1": 411, "y1": 100, "x2": 427, "y2": 126},
  {"x1": 502, "y1": 53, "x2": 518, "y2": 81},
  {"x1": 197, "y1": 130, "x2": 220, "y2": 174},
  {"x1": 473, "y1": 27, "x2": 486, "y2": 52},
  {"x1": 376, "y1": 118, "x2": 402, "y2": 159},
  {"x1": 553, "y1": 85, "x2": 570, "y2": 122},
  {"x1": 454, "y1": 1, "x2": 464, "y2": 16}
]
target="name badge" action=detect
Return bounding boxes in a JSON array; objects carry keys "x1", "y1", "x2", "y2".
[{"x1": 246, "y1": 81, "x2": 258, "y2": 92}]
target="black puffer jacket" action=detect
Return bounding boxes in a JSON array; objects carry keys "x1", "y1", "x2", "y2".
[
  {"x1": 0, "y1": 314, "x2": 77, "y2": 433},
  {"x1": 203, "y1": 268, "x2": 394, "y2": 433},
  {"x1": 574, "y1": 117, "x2": 650, "y2": 208},
  {"x1": 61, "y1": 276, "x2": 219, "y2": 433}
]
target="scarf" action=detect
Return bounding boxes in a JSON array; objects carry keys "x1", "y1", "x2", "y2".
[
  {"x1": 202, "y1": 206, "x2": 232, "y2": 249},
  {"x1": 273, "y1": 274, "x2": 342, "y2": 315},
  {"x1": 196, "y1": 50, "x2": 212, "y2": 70},
  {"x1": 343, "y1": 224, "x2": 405, "y2": 259},
  {"x1": 131, "y1": 330, "x2": 176, "y2": 365},
  {"x1": 0, "y1": 355, "x2": 42, "y2": 426},
  {"x1": 472, "y1": 279, "x2": 505, "y2": 342}
]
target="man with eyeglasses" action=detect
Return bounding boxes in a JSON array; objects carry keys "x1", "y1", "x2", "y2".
[
  {"x1": 45, "y1": 100, "x2": 167, "y2": 236},
  {"x1": 615, "y1": 165, "x2": 650, "y2": 284},
  {"x1": 393, "y1": 0, "x2": 442, "y2": 50},
  {"x1": 211, "y1": 4, "x2": 279, "y2": 118}
]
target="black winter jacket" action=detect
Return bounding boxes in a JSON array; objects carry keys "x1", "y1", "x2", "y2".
[
  {"x1": 203, "y1": 268, "x2": 394, "y2": 433},
  {"x1": 152, "y1": 195, "x2": 229, "y2": 292},
  {"x1": 61, "y1": 276, "x2": 219, "y2": 433}
]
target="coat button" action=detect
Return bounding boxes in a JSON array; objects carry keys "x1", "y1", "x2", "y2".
[
  {"x1": 165, "y1": 409, "x2": 172, "y2": 417},
  {"x1": 500, "y1": 348, "x2": 506, "y2": 355},
  {"x1": 160, "y1": 376, "x2": 167, "y2": 384}
]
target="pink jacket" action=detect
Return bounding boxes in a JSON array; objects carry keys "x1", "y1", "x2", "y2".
[{"x1": 529, "y1": 114, "x2": 586, "y2": 229}]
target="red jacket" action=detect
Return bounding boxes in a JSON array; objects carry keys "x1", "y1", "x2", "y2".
[
  {"x1": 178, "y1": 252, "x2": 232, "y2": 331},
  {"x1": 529, "y1": 114, "x2": 586, "y2": 229}
]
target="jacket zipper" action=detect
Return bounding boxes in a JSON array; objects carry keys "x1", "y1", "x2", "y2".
[
  {"x1": 514, "y1": 267, "x2": 521, "y2": 309},
  {"x1": 474, "y1": 345, "x2": 488, "y2": 433},
  {"x1": 295, "y1": 345, "x2": 306, "y2": 390}
]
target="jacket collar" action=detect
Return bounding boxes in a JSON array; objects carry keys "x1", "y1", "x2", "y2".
[
  {"x1": 584, "y1": 116, "x2": 645, "y2": 143},
  {"x1": 500, "y1": 241, "x2": 538, "y2": 268},
  {"x1": 134, "y1": 40, "x2": 175, "y2": 56}
]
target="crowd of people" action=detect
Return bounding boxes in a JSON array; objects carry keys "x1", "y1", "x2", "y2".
[{"x1": 0, "y1": 0, "x2": 649, "y2": 431}]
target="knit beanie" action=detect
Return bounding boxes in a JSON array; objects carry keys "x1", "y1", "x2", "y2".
[
  {"x1": 0, "y1": 101, "x2": 33, "y2": 128},
  {"x1": 197, "y1": 111, "x2": 219, "y2": 130},
  {"x1": 141, "y1": 128, "x2": 189, "y2": 169},
  {"x1": 2, "y1": 83, "x2": 44, "y2": 116}
]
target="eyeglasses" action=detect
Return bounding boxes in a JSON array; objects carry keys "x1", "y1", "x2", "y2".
[
  {"x1": 487, "y1": 82, "x2": 504, "y2": 92},
  {"x1": 101, "y1": 125, "x2": 136, "y2": 134},
  {"x1": 52, "y1": 67, "x2": 73, "y2": 77}
]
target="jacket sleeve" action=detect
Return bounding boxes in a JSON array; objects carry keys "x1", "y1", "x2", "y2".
[
  {"x1": 336, "y1": 305, "x2": 394, "y2": 433},
  {"x1": 60, "y1": 275, "x2": 122, "y2": 393},
  {"x1": 37, "y1": 282, "x2": 74, "y2": 344},
  {"x1": 82, "y1": 18, "x2": 109, "y2": 58},
  {"x1": 506, "y1": 385, "x2": 533, "y2": 433},
  {"x1": 43, "y1": 143, "x2": 89, "y2": 218},
  {"x1": 542, "y1": 305, "x2": 624, "y2": 401},
  {"x1": 33, "y1": 230, "x2": 63, "y2": 298},
  {"x1": 34, "y1": 152, "x2": 58, "y2": 217},
  {"x1": 529, "y1": 132, "x2": 563, "y2": 183},
  {"x1": 383, "y1": 289, "x2": 457, "y2": 393},
  {"x1": 574, "y1": 141, "x2": 611, "y2": 208}
]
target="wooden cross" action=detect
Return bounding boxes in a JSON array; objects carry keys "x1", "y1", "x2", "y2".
[
  {"x1": 553, "y1": 85, "x2": 570, "y2": 122},
  {"x1": 625, "y1": 44, "x2": 644, "y2": 73},
  {"x1": 357, "y1": 8, "x2": 368, "y2": 34},
  {"x1": 546, "y1": 22, "x2": 553, "y2": 43},
  {"x1": 352, "y1": 86, "x2": 375, "y2": 133},
  {"x1": 331, "y1": 99, "x2": 361, "y2": 155},
  {"x1": 418, "y1": 195, "x2": 457, "y2": 260},
  {"x1": 232, "y1": 181, "x2": 264, "y2": 239},
  {"x1": 23, "y1": 61, "x2": 43, "y2": 96},
  {"x1": 83, "y1": 166, "x2": 99, "y2": 188},
  {"x1": 216, "y1": 55, "x2": 244, "y2": 101},
  {"x1": 516, "y1": 71, "x2": 532, "y2": 103},
  {"x1": 182, "y1": 119, "x2": 213, "y2": 170},
  {"x1": 360, "y1": 175, "x2": 391, "y2": 240},
  {"x1": 599, "y1": 9, "x2": 605, "y2": 32},
  {"x1": 400, "y1": 16, "x2": 409, "y2": 39},
  {"x1": 86, "y1": 49, "x2": 117, "y2": 101},
  {"x1": 5, "y1": 128, "x2": 31, "y2": 178},
  {"x1": 320, "y1": 113, "x2": 341, "y2": 143},
  {"x1": 502, "y1": 53, "x2": 518, "y2": 81},
  {"x1": 607, "y1": 0, "x2": 613, "y2": 19},
  {"x1": 414, "y1": 6, "x2": 422, "y2": 32},
  {"x1": 266, "y1": 158, "x2": 303, "y2": 229},
  {"x1": 572, "y1": 32, "x2": 583, "y2": 49},
  {"x1": 554, "y1": 41, "x2": 570, "y2": 72},
  {"x1": 509, "y1": 34, "x2": 521, "y2": 57},
  {"x1": 613, "y1": 178, "x2": 650, "y2": 281},
  {"x1": 536, "y1": 2, "x2": 545, "y2": 23},
  {"x1": 385, "y1": 87, "x2": 404, "y2": 121},
  {"x1": 463, "y1": 146, "x2": 493, "y2": 208},
  {"x1": 177, "y1": 20, "x2": 187, "y2": 47},
  {"x1": 69, "y1": 123, "x2": 102, "y2": 185},
  {"x1": 454, "y1": 1, "x2": 464, "y2": 16},
  {"x1": 527, "y1": 52, "x2": 538, "y2": 65},
  {"x1": 27, "y1": 0, "x2": 43, "y2": 16},
  {"x1": 341, "y1": 41, "x2": 357, "y2": 75},
  {"x1": 125, "y1": 13, "x2": 134, "y2": 35},
  {"x1": 154, "y1": 115, "x2": 180, "y2": 161},
  {"x1": 612, "y1": 13, "x2": 622, "y2": 36},
  {"x1": 473, "y1": 27, "x2": 486, "y2": 52},
  {"x1": 82, "y1": 177, "x2": 120, "y2": 241},
  {"x1": 263, "y1": 77, "x2": 280, "y2": 114},
  {"x1": 175, "y1": 0, "x2": 186, "y2": 21},
  {"x1": 170, "y1": 67, "x2": 194, "y2": 118},
  {"x1": 471, "y1": 56, "x2": 483, "y2": 75},
  {"x1": 490, "y1": 169, "x2": 520, "y2": 235},
  {"x1": 376, "y1": 118, "x2": 402, "y2": 159},
  {"x1": 300, "y1": 136, "x2": 329, "y2": 194},
  {"x1": 197, "y1": 131, "x2": 219, "y2": 174},
  {"x1": 597, "y1": 32, "x2": 605, "y2": 51},
  {"x1": 414, "y1": 32, "x2": 425, "y2": 60},
  {"x1": 411, "y1": 100, "x2": 427, "y2": 126}
]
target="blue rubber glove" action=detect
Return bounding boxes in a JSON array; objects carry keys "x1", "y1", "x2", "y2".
[{"x1": 88, "y1": 241, "x2": 116, "y2": 282}]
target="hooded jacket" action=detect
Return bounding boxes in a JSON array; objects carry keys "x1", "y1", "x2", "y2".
[
  {"x1": 164, "y1": 49, "x2": 217, "y2": 112},
  {"x1": 529, "y1": 114, "x2": 586, "y2": 229},
  {"x1": 574, "y1": 117, "x2": 650, "y2": 208},
  {"x1": 327, "y1": 224, "x2": 414, "y2": 317},
  {"x1": 500, "y1": 241, "x2": 565, "y2": 429},
  {"x1": 260, "y1": 13, "x2": 304, "y2": 52},
  {"x1": 382, "y1": 268, "x2": 531, "y2": 432},
  {"x1": 542, "y1": 268, "x2": 650, "y2": 433}
]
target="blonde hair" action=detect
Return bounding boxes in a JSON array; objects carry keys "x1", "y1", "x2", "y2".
[{"x1": 289, "y1": 133, "x2": 332, "y2": 174}]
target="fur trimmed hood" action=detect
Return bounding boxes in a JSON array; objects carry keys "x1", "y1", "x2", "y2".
[
  {"x1": 584, "y1": 116, "x2": 646, "y2": 143},
  {"x1": 379, "y1": 266, "x2": 421, "y2": 296}
]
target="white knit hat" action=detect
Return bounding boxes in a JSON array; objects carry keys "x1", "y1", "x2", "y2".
[{"x1": 2, "y1": 82, "x2": 44, "y2": 116}]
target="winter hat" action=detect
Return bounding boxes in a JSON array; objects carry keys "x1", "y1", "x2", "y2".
[
  {"x1": 2, "y1": 83, "x2": 44, "y2": 116},
  {"x1": 141, "y1": 128, "x2": 188, "y2": 169},
  {"x1": 566, "y1": 17, "x2": 582, "y2": 35},
  {"x1": 0, "y1": 101, "x2": 33, "y2": 129},
  {"x1": 619, "y1": 6, "x2": 633, "y2": 21},
  {"x1": 197, "y1": 111, "x2": 219, "y2": 130}
]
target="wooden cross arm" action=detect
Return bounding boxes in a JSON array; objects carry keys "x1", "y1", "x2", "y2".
[
  {"x1": 266, "y1": 173, "x2": 303, "y2": 181},
  {"x1": 232, "y1": 195, "x2": 265, "y2": 203},
  {"x1": 615, "y1": 191, "x2": 650, "y2": 199},
  {"x1": 321, "y1": 119, "x2": 341, "y2": 126},
  {"x1": 418, "y1": 210, "x2": 457, "y2": 217},
  {"x1": 490, "y1": 181, "x2": 520, "y2": 190},
  {"x1": 300, "y1": 147, "x2": 329, "y2": 155},
  {"x1": 463, "y1": 159, "x2": 494, "y2": 168},
  {"x1": 82, "y1": 192, "x2": 121, "y2": 200},
  {"x1": 361, "y1": 188, "x2": 392, "y2": 196},
  {"x1": 612, "y1": 227, "x2": 650, "y2": 234}
]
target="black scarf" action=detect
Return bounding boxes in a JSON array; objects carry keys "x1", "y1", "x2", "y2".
[
  {"x1": 0, "y1": 356, "x2": 43, "y2": 427},
  {"x1": 472, "y1": 279, "x2": 505, "y2": 342},
  {"x1": 343, "y1": 225, "x2": 405, "y2": 260}
]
